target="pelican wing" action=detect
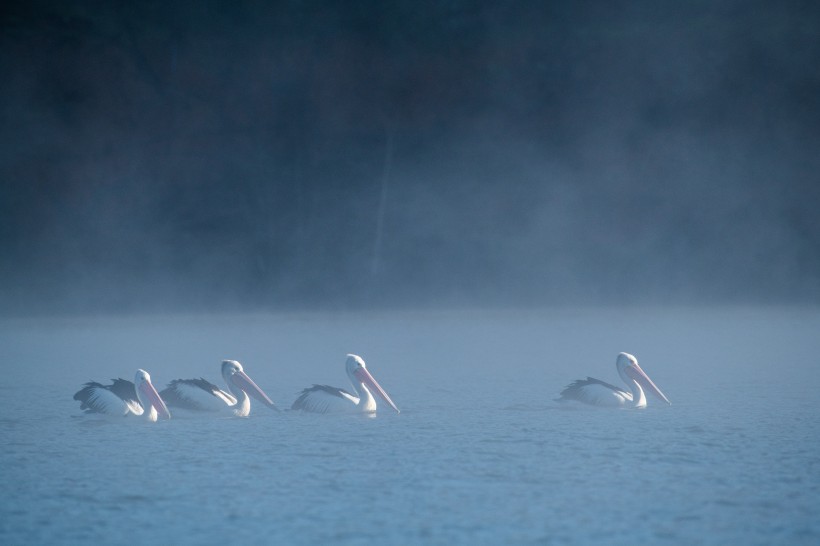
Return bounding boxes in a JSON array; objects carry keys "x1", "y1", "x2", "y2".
[
  {"x1": 74, "y1": 379, "x2": 142, "y2": 416},
  {"x1": 291, "y1": 385, "x2": 359, "y2": 413},
  {"x1": 160, "y1": 378, "x2": 237, "y2": 411},
  {"x1": 557, "y1": 377, "x2": 632, "y2": 407}
]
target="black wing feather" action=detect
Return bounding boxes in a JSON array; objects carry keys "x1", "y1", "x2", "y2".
[
  {"x1": 109, "y1": 379, "x2": 139, "y2": 402},
  {"x1": 160, "y1": 377, "x2": 228, "y2": 409},
  {"x1": 557, "y1": 376, "x2": 630, "y2": 401},
  {"x1": 291, "y1": 384, "x2": 353, "y2": 411},
  {"x1": 73, "y1": 379, "x2": 137, "y2": 413}
]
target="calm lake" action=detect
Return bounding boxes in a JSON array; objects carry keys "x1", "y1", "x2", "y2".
[{"x1": 2, "y1": 307, "x2": 818, "y2": 544}]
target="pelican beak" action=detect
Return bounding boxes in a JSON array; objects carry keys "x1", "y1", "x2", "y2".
[
  {"x1": 354, "y1": 367, "x2": 400, "y2": 413},
  {"x1": 626, "y1": 364, "x2": 671, "y2": 405},
  {"x1": 231, "y1": 370, "x2": 279, "y2": 411},
  {"x1": 139, "y1": 380, "x2": 171, "y2": 420}
]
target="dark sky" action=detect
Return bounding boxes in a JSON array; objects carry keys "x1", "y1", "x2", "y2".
[{"x1": 2, "y1": 0, "x2": 819, "y2": 314}]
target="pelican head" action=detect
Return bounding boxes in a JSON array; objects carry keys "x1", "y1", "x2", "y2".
[
  {"x1": 345, "y1": 354, "x2": 400, "y2": 413},
  {"x1": 616, "y1": 352, "x2": 671, "y2": 405},
  {"x1": 134, "y1": 369, "x2": 171, "y2": 420},
  {"x1": 221, "y1": 360, "x2": 277, "y2": 410}
]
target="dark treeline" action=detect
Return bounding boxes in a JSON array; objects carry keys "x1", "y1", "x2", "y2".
[{"x1": 2, "y1": 0, "x2": 819, "y2": 314}]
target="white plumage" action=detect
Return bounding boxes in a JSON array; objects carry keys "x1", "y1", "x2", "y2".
[
  {"x1": 558, "y1": 353, "x2": 671, "y2": 409},
  {"x1": 292, "y1": 354, "x2": 399, "y2": 414},
  {"x1": 73, "y1": 369, "x2": 171, "y2": 422},
  {"x1": 160, "y1": 360, "x2": 277, "y2": 417}
]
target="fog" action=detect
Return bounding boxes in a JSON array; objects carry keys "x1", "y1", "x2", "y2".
[
  {"x1": 3, "y1": 306, "x2": 818, "y2": 544},
  {"x1": 2, "y1": 1, "x2": 819, "y2": 314}
]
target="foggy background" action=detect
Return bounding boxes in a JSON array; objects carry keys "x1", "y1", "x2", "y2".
[{"x1": 2, "y1": 0, "x2": 819, "y2": 315}]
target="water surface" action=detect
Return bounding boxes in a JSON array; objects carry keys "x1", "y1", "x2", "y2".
[{"x1": 2, "y1": 307, "x2": 818, "y2": 544}]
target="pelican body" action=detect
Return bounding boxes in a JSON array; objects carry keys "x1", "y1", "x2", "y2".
[
  {"x1": 558, "y1": 352, "x2": 671, "y2": 408},
  {"x1": 73, "y1": 369, "x2": 171, "y2": 421},
  {"x1": 292, "y1": 354, "x2": 399, "y2": 414},
  {"x1": 160, "y1": 360, "x2": 278, "y2": 417}
]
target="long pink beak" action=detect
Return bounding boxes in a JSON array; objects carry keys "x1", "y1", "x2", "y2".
[
  {"x1": 354, "y1": 367, "x2": 400, "y2": 413},
  {"x1": 231, "y1": 370, "x2": 279, "y2": 411},
  {"x1": 626, "y1": 364, "x2": 671, "y2": 405},
  {"x1": 139, "y1": 380, "x2": 171, "y2": 420}
]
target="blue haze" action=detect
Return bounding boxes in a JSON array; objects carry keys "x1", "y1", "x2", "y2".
[{"x1": 1, "y1": 307, "x2": 819, "y2": 544}]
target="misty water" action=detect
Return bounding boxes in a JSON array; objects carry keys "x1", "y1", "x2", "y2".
[{"x1": 2, "y1": 307, "x2": 818, "y2": 545}]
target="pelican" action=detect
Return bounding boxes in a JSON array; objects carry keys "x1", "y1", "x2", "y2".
[
  {"x1": 73, "y1": 369, "x2": 171, "y2": 421},
  {"x1": 558, "y1": 352, "x2": 671, "y2": 408},
  {"x1": 292, "y1": 354, "x2": 400, "y2": 414},
  {"x1": 160, "y1": 360, "x2": 278, "y2": 417}
]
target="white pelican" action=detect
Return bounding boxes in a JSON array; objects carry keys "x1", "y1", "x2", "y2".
[
  {"x1": 160, "y1": 360, "x2": 278, "y2": 417},
  {"x1": 558, "y1": 352, "x2": 671, "y2": 408},
  {"x1": 292, "y1": 354, "x2": 400, "y2": 414},
  {"x1": 73, "y1": 369, "x2": 171, "y2": 421}
]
